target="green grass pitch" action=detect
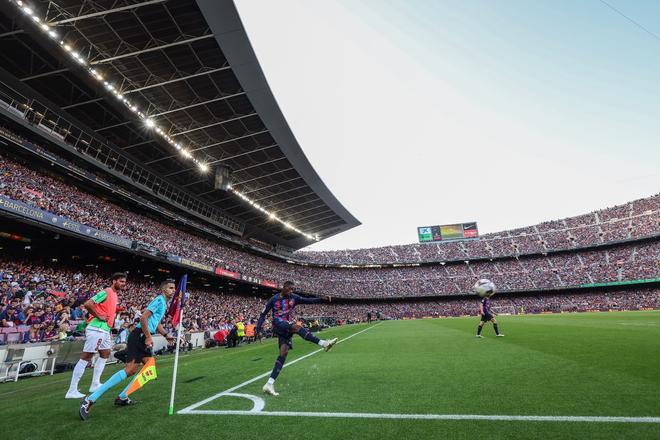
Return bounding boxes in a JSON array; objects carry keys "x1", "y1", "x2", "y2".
[{"x1": 1, "y1": 311, "x2": 659, "y2": 439}]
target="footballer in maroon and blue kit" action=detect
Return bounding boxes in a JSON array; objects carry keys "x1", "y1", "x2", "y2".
[
  {"x1": 477, "y1": 293, "x2": 504, "y2": 338},
  {"x1": 256, "y1": 281, "x2": 337, "y2": 396}
]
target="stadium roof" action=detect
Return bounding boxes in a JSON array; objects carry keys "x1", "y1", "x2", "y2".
[{"x1": 0, "y1": 0, "x2": 360, "y2": 249}]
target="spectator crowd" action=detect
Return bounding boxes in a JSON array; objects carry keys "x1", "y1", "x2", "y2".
[
  {"x1": 1, "y1": 149, "x2": 658, "y2": 280},
  {"x1": 0, "y1": 126, "x2": 659, "y2": 346},
  {"x1": 1, "y1": 257, "x2": 658, "y2": 345},
  {"x1": 1, "y1": 152, "x2": 658, "y2": 300},
  {"x1": 296, "y1": 195, "x2": 658, "y2": 265}
]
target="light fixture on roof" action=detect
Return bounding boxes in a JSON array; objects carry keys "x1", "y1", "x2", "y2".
[
  {"x1": 227, "y1": 186, "x2": 320, "y2": 240},
  {"x1": 90, "y1": 69, "x2": 103, "y2": 81},
  {"x1": 71, "y1": 52, "x2": 86, "y2": 65},
  {"x1": 9, "y1": 0, "x2": 210, "y2": 172},
  {"x1": 10, "y1": 0, "x2": 318, "y2": 239}
]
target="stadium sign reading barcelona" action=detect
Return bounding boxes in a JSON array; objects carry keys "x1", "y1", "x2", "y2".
[
  {"x1": 0, "y1": 195, "x2": 133, "y2": 249},
  {"x1": 179, "y1": 257, "x2": 214, "y2": 273}
]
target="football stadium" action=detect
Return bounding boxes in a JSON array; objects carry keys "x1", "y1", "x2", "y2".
[{"x1": 0, "y1": 1, "x2": 658, "y2": 439}]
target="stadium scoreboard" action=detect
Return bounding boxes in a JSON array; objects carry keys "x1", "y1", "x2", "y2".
[{"x1": 417, "y1": 222, "x2": 478, "y2": 243}]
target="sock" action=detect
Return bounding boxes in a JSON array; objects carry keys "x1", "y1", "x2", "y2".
[
  {"x1": 118, "y1": 372, "x2": 140, "y2": 400},
  {"x1": 477, "y1": 325, "x2": 483, "y2": 336},
  {"x1": 297, "y1": 327, "x2": 320, "y2": 344},
  {"x1": 269, "y1": 355, "x2": 286, "y2": 381},
  {"x1": 88, "y1": 370, "x2": 127, "y2": 403},
  {"x1": 68, "y1": 359, "x2": 87, "y2": 392},
  {"x1": 494, "y1": 324, "x2": 500, "y2": 335},
  {"x1": 317, "y1": 340, "x2": 328, "y2": 348},
  {"x1": 91, "y1": 357, "x2": 107, "y2": 386},
  {"x1": 267, "y1": 377, "x2": 275, "y2": 385}
]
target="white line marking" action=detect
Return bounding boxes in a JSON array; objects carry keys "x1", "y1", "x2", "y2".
[
  {"x1": 178, "y1": 322, "x2": 660, "y2": 424},
  {"x1": 178, "y1": 324, "x2": 381, "y2": 414},
  {"x1": 220, "y1": 393, "x2": 265, "y2": 413},
  {"x1": 177, "y1": 410, "x2": 660, "y2": 424}
]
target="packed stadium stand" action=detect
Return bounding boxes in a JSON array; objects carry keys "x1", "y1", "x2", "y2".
[
  {"x1": 2, "y1": 255, "x2": 659, "y2": 345},
  {"x1": 0, "y1": 0, "x2": 657, "y2": 352},
  {"x1": 1, "y1": 146, "x2": 658, "y2": 299}
]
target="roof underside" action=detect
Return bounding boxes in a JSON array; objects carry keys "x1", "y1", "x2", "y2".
[{"x1": 0, "y1": 0, "x2": 359, "y2": 248}]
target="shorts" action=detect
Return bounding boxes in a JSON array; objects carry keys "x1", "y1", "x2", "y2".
[
  {"x1": 83, "y1": 326, "x2": 112, "y2": 352},
  {"x1": 273, "y1": 320, "x2": 295, "y2": 349},
  {"x1": 481, "y1": 313, "x2": 494, "y2": 322},
  {"x1": 126, "y1": 328, "x2": 153, "y2": 363}
]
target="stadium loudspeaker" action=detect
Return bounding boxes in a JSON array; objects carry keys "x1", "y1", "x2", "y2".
[{"x1": 214, "y1": 166, "x2": 231, "y2": 191}]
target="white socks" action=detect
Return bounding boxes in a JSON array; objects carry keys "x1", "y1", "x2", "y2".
[
  {"x1": 267, "y1": 377, "x2": 275, "y2": 385},
  {"x1": 318, "y1": 340, "x2": 328, "y2": 348},
  {"x1": 68, "y1": 359, "x2": 87, "y2": 392},
  {"x1": 91, "y1": 357, "x2": 107, "y2": 386}
]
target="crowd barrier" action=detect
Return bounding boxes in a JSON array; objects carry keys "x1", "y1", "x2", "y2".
[{"x1": 0, "y1": 332, "x2": 207, "y2": 382}]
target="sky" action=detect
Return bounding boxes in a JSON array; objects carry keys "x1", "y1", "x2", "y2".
[{"x1": 233, "y1": 0, "x2": 660, "y2": 251}]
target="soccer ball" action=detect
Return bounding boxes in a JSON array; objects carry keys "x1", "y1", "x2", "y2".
[{"x1": 473, "y1": 279, "x2": 495, "y2": 297}]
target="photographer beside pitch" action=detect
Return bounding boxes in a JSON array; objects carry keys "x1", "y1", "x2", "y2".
[
  {"x1": 256, "y1": 281, "x2": 338, "y2": 396},
  {"x1": 79, "y1": 279, "x2": 176, "y2": 420}
]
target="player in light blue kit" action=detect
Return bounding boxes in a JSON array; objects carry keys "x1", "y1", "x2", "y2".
[{"x1": 79, "y1": 279, "x2": 175, "y2": 420}]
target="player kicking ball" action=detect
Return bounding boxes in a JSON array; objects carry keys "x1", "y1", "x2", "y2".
[
  {"x1": 473, "y1": 279, "x2": 504, "y2": 338},
  {"x1": 79, "y1": 279, "x2": 176, "y2": 420},
  {"x1": 256, "y1": 281, "x2": 337, "y2": 396}
]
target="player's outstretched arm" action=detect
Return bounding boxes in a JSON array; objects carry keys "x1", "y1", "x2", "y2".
[{"x1": 291, "y1": 293, "x2": 325, "y2": 305}]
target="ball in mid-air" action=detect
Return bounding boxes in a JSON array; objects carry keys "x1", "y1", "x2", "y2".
[{"x1": 473, "y1": 279, "x2": 495, "y2": 297}]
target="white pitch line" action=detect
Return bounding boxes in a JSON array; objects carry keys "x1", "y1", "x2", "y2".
[
  {"x1": 177, "y1": 410, "x2": 660, "y2": 424},
  {"x1": 178, "y1": 323, "x2": 381, "y2": 414}
]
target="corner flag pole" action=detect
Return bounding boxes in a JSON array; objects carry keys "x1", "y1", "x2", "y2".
[
  {"x1": 168, "y1": 278, "x2": 186, "y2": 416},
  {"x1": 168, "y1": 306, "x2": 184, "y2": 415}
]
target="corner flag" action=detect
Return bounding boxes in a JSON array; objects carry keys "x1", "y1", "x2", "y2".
[
  {"x1": 168, "y1": 274, "x2": 187, "y2": 415},
  {"x1": 124, "y1": 358, "x2": 157, "y2": 397},
  {"x1": 168, "y1": 274, "x2": 187, "y2": 327}
]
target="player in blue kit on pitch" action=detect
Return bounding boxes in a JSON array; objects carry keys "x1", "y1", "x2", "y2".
[
  {"x1": 476, "y1": 293, "x2": 504, "y2": 338},
  {"x1": 256, "y1": 281, "x2": 337, "y2": 396}
]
